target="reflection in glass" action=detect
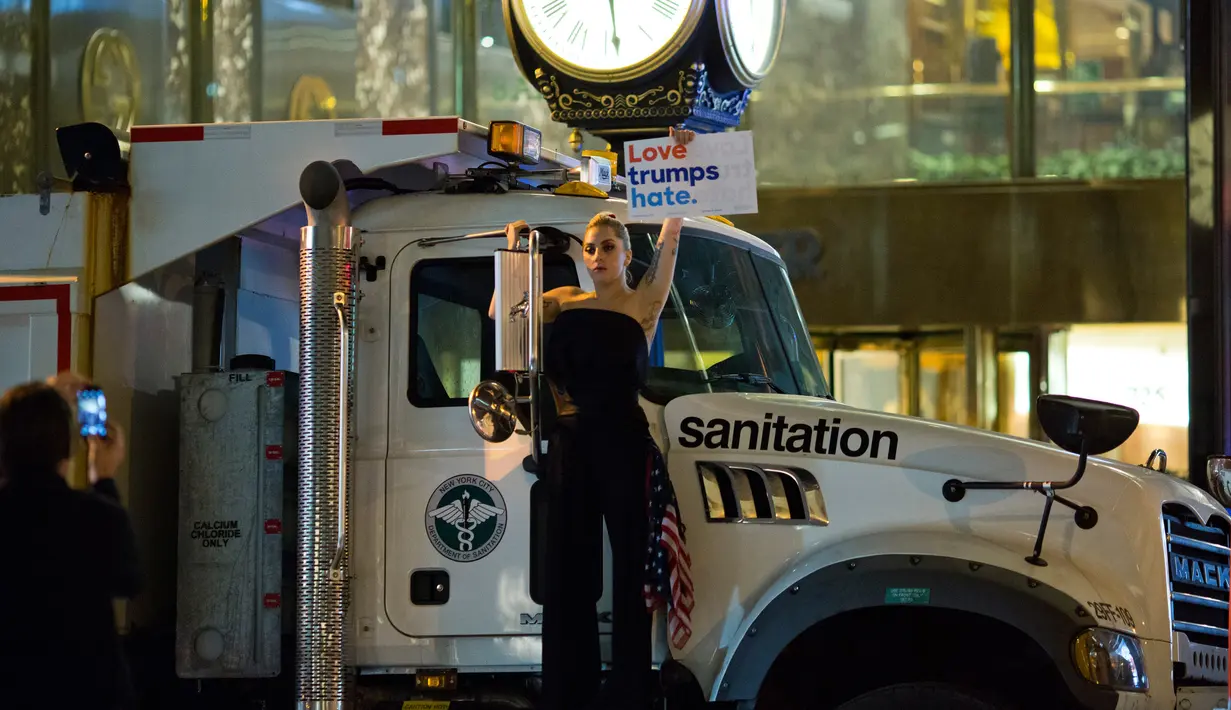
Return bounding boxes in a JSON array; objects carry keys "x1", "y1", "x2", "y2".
[
  {"x1": 476, "y1": 0, "x2": 580, "y2": 152},
  {"x1": 747, "y1": 0, "x2": 1010, "y2": 185},
  {"x1": 745, "y1": 0, "x2": 1187, "y2": 184},
  {"x1": 997, "y1": 350, "x2": 1031, "y2": 438},
  {"x1": 1034, "y1": 0, "x2": 1185, "y2": 178},
  {"x1": 0, "y1": 5, "x2": 33, "y2": 193},
  {"x1": 919, "y1": 348, "x2": 968, "y2": 426},
  {"x1": 833, "y1": 349, "x2": 901, "y2": 415},
  {"x1": 417, "y1": 293, "x2": 483, "y2": 399}
]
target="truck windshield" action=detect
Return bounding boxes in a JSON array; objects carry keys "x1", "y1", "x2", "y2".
[{"x1": 627, "y1": 226, "x2": 831, "y2": 403}]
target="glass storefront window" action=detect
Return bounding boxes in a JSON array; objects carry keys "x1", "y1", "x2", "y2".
[
  {"x1": 748, "y1": 0, "x2": 1011, "y2": 186},
  {"x1": 1057, "y1": 323, "x2": 1189, "y2": 477},
  {"x1": 833, "y1": 348, "x2": 902, "y2": 415},
  {"x1": 1, "y1": 0, "x2": 1192, "y2": 189},
  {"x1": 430, "y1": 0, "x2": 457, "y2": 116},
  {"x1": 919, "y1": 347, "x2": 969, "y2": 425},
  {"x1": 475, "y1": 0, "x2": 600, "y2": 154},
  {"x1": 1034, "y1": 0, "x2": 1185, "y2": 179},
  {"x1": 997, "y1": 350, "x2": 1032, "y2": 439}
]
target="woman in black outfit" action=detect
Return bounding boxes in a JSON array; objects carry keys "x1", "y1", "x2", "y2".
[{"x1": 487, "y1": 127, "x2": 695, "y2": 710}]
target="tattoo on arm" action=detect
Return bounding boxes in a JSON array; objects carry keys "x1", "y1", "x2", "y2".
[
  {"x1": 644, "y1": 231, "x2": 681, "y2": 286},
  {"x1": 640, "y1": 300, "x2": 663, "y2": 332},
  {"x1": 543, "y1": 296, "x2": 566, "y2": 321},
  {"x1": 644, "y1": 245, "x2": 664, "y2": 285}
]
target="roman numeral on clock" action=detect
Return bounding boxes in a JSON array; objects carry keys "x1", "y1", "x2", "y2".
[
  {"x1": 652, "y1": 0, "x2": 680, "y2": 18},
  {"x1": 542, "y1": 0, "x2": 567, "y2": 17},
  {"x1": 568, "y1": 20, "x2": 584, "y2": 45}
]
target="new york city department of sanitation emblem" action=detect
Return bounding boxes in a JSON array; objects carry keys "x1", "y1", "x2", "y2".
[{"x1": 425, "y1": 475, "x2": 507, "y2": 563}]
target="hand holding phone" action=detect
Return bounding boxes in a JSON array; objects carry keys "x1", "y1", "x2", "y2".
[
  {"x1": 77, "y1": 386, "x2": 108, "y2": 438},
  {"x1": 47, "y1": 370, "x2": 91, "y2": 405},
  {"x1": 88, "y1": 421, "x2": 125, "y2": 484}
]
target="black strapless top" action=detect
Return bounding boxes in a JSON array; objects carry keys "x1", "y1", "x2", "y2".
[{"x1": 544, "y1": 308, "x2": 648, "y2": 432}]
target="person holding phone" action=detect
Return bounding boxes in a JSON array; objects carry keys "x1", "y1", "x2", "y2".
[{"x1": 0, "y1": 372, "x2": 139, "y2": 710}]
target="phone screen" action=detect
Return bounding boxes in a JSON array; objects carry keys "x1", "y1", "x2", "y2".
[{"x1": 77, "y1": 387, "x2": 108, "y2": 438}]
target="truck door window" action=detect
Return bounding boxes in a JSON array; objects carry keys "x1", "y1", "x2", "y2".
[
  {"x1": 408, "y1": 254, "x2": 580, "y2": 408},
  {"x1": 752, "y1": 258, "x2": 829, "y2": 398},
  {"x1": 626, "y1": 227, "x2": 830, "y2": 403}
]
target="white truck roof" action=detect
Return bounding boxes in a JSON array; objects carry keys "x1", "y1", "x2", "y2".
[
  {"x1": 126, "y1": 116, "x2": 778, "y2": 278},
  {"x1": 350, "y1": 190, "x2": 781, "y2": 261}
]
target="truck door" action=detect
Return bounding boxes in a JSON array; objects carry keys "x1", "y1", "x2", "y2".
[
  {"x1": 384, "y1": 237, "x2": 580, "y2": 641},
  {"x1": 0, "y1": 284, "x2": 71, "y2": 391}
]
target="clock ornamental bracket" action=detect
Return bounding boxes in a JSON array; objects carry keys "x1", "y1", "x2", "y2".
[
  {"x1": 502, "y1": 0, "x2": 764, "y2": 167},
  {"x1": 531, "y1": 62, "x2": 750, "y2": 148}
]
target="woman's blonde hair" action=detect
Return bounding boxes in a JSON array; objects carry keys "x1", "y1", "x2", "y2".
[{"x1": 586, "y1": 212, "x2": 631, "y2": 249}]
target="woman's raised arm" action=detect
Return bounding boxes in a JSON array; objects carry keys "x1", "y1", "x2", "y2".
[{"x1": 634, "y1": 126, "x2": 696, "y2": 332}]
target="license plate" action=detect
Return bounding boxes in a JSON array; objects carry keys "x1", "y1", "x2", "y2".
[{"x1": 401, "y1": 702, "x2": 450, "y2": 710}]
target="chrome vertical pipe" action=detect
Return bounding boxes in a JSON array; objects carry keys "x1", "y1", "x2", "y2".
[
  {"x1": 297, "y1": 160, "x2": 357, "y2": 710},
  {"x1": 528, "y1": 229, "x2": 542, "y2": 465}
]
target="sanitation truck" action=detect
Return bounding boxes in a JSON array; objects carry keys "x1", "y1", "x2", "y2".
[{"x1": 3, "y1": 117, "x2": 1228, "y2": 710}]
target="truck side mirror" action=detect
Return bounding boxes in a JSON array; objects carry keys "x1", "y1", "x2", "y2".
[
  {"x1": 1036, "y1": 394, "x2": 1139, "y2": 456},
  {"x1": 942, "y1": 393, "x2": 1138, "y2": 567},
  {"x1": 468, "y1": 380, "x2": 518, "y2": 443},
  {"x1": 466, "y1": 231, "x2": 545, "y2": 462},
  {"x1": 1205, "y1": 455, "x2": 1231, "y2": 508}
]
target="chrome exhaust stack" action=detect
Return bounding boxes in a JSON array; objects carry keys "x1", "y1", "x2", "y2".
[{"x1": 296, "y1": 160, "x2": 358, "y2": 710}]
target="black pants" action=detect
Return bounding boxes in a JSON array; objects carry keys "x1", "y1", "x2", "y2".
[{"x1": 540, "y1": 416, "x2": 652, "y2": 710}]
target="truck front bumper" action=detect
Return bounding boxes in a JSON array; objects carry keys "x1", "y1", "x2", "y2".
[
  {"x1": 1173, "y1": 687, "x2": 1228, "y2": 710},
  {"x1": 1132, "y1": 636, "x2": 1228, "y2": 709},
  {"x1": 1117, "y1": 637, "x2": 1226, "y2": 709}
]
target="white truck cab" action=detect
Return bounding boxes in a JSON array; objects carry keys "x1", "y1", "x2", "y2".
[{"x1": 9, "y1": 117, "x2": 1229, "y2": 710}]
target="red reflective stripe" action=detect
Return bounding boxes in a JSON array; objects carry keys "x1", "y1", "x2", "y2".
[
  {"x1": 131, "y1": 125, "x2": 205, "y2": 143},
  {"x1": 0, "y1": 284, "x2": 71, "y2": 372},
  {"x1": 131, "y1": 119, "x2": 459, "y2": 143},
  {"x1": 382, "y1": 117, "x2": 460, "y2": 136},
  {"x1": 56, "y1": 287, "x2": 69, "y2": 373}
]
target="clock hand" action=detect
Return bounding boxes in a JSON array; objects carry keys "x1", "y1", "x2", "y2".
[{"x1": 608, "y1": 0, "x2": 620, "y2": 53}]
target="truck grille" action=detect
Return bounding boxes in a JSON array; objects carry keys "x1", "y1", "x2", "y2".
[
  {"x1": 696, "y1": 462, "x2": 828, "y2": 526},
  {"x1": 1164, "y1": 504, "x2": 1229, "y2": 682}
]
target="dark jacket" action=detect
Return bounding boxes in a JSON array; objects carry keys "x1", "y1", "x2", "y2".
[{"x1": 0, "y1": 471, "x2": 142, "y2": 710}]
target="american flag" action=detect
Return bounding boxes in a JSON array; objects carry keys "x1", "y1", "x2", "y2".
[{"x1": 643, "y1": 439, "x2": 694, "y2": 650}]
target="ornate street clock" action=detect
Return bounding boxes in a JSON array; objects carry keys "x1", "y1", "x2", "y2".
[
  {"x1": 715, "y1": 0, "x2": 786, "y2": 88},
  {"x1": 80, "y1": 28, "x2": 142, "y2": 136},
  {"x1": 503, "y1": 0, "x2": 784, "y2": 163},
  {"x1": 509, "y1": 0, "x2": 704, "y2": 83}
]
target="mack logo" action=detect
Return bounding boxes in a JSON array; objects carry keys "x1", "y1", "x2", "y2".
[
  {"x1": 1171, "y1": 553, "x2": 1231, "y2": 591},
  {"x1": 677, "y1": 414, "x2": 899, "y2": 461},
  {"x1": 520, "y1": 612, "x2": 612, "y2": 625}
]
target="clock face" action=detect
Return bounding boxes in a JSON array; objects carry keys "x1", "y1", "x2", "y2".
[
  {"x1": 510, "y1": 0, "x2": 704, "y2": 82},
  {"x1": 718, "y1": 0, "x2": 785, "y2": 86}
]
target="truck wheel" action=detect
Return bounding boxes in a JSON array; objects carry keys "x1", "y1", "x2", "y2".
[{"x1": 834, "y1": 682, "x2": 1005, "y2": 710}]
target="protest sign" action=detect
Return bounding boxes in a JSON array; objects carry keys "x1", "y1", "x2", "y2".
[{"x1": 623, "y1": 131, "x2": 758, "y2": 221}]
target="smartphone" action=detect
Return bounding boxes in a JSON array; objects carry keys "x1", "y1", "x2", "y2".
[{"x1": 77, "y1": 386, "x2": 108, "y2": 438}]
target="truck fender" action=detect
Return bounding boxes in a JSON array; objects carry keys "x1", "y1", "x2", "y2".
[{"x1": 711, "y1": 550, "x2": 1117, "y2": 709}]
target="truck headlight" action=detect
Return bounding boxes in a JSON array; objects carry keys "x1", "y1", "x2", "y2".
[{"x1": 1071, "y1": 627, "x2": 1148, "y2": 692}]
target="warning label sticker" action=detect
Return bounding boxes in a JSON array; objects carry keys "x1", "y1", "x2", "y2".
[{"x1": 191, "y1": 520, "x2": 243, "y2": 548}]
